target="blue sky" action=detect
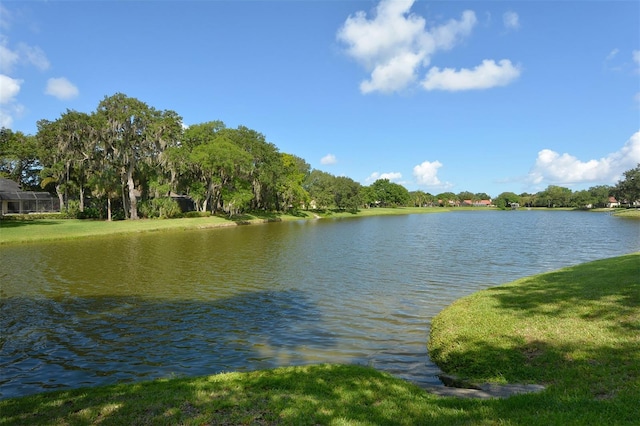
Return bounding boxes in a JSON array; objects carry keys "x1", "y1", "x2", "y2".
[{"x1": 1, "y1": 0, "x2": 638, "y2": 197}]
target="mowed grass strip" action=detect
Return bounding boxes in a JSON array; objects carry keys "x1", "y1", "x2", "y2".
[
  {"x1": 612, "y1": 208, "x2": 640, "y2": 219},
  {"x1": 2, "y1": 254, "x2": 639, "y2": 425}
]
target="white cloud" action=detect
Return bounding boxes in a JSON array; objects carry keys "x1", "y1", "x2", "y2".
[
  {"x1": 503, "y1": 11, "x2": 520, "y2": 30},
  {"x1": 422, "y1": 59, "x2": 521, "y2": 91},
  {"x1": 45, "y1": 77, "x2": 79, "y2": 100},
  {"x1": 0, "y1": 74, "x2": 23, "y2": 128},
  {"x1": 0, "y1": 4, "x2": 12, "y2": 31},
  {"x1": 0, "y1": 6, "x2": 51, "y2": 127},
  {"x1": 0, "y1": 38, "x2": 18, "y2": 74},
  {"x1": 0, "y1": 103, "x2": 23, "y2": 128},
  {"x1": 527, "y1": 131, "x2": 640, "y2": 186},
  {"x1": 605, "y1": 48, "x2": 619, "y2": 61},
  {"x1": 320, "y1": 153, "x2": 337, "y2": 165},
  {"x1": 431, "y1": 10, "x2": 477, "y2": 50},
  {"x1": 18, "y1": 43, "x2": 50, "y2": 71},
  {"x1": 0, "y1": 111, "x2": 12, "y2": 128},
  {"x1": 338, "y1": 0, "x2": 484, "y2": 94},
  {"x1": 633, "y1": 50, "x2": 640, "y2": 64},
  {"x1": 360, "y1": 51, "x2": 422, "y2": 94},
  {"x1": 603, "y1": 48, "x2": 624, "y2": 72},
  {"x1": 366, "y1": 171, "x2": 402, "y2": 182},
  {"x1": 0, "y1": 38, "x2": 49, "y2": 73},
  {"x1": 0, "y1": 74, "x2": 21, "y2": 104},
  {"x1": 413, "y1": 160, "x2": 449, "y2": 186}
]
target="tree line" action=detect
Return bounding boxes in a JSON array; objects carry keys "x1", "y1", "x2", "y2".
[{"x1": 1, "y1": 93, "x2": 638, "y2": 220}]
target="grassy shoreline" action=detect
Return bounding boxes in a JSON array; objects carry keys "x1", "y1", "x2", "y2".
[
  {"x1": 0, "y1": 207, "x2": 449, "y2": 245},
  {"x1": 1, "y1": 253, "x2": 638, "y2": 424},
  {"x1": 2, "y1": 206, "x2": 636, "y2": 246}
]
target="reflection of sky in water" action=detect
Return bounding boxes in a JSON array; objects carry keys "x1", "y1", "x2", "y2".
[{"x1": 1, "y1": 211, "x2": 638, "y2": 399}]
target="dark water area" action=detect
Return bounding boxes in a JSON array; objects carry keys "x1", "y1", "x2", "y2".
[{"x1": 1, "y1": 210, "x2": 638, "y2": 399}]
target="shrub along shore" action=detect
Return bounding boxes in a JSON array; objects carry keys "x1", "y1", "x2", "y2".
[{"x1": 1, "y1": 253, "x2": 638, "y2": 425}]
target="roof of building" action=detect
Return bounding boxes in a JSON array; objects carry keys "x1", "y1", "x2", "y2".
[{"x1": 0, "y1": 178, "x2": 56, "y2": 200}]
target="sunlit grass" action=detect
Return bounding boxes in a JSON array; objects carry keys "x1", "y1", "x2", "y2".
[
  {"x1": 612, "y1": 208, "x2": 640, "y2": 218},
  {"x1": 2, "y1": 254, "x2": 639, "y2": 424},
  {"x1": 429, "y1": 253, "x2": 639, "y2": 402},
  {"x1": 0, "y1": 365, "x2": 454, "y2": 425}
]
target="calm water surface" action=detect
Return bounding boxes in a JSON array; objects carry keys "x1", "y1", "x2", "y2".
[{"x1": 1, "y1": 210, "x2": 638, "y2": 399}]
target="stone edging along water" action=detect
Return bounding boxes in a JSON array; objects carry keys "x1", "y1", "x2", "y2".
[{"x1": 423, "y1": 374, "x2": 546, "y2": 399}]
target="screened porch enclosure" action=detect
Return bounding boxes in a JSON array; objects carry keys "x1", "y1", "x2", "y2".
[{"x1": 0, "y1": 178, "x2": 60, "y2": 215}]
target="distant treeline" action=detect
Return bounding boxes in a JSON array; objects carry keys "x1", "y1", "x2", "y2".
[{"x1": 1, "y1": 93, "x2": 638, "y2": 220}]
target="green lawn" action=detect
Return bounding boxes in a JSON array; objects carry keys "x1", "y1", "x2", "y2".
[
  {"x1": 429, "y1": 252, "x2": 640, "y2": 423},
  {"x1": 612, "y1": 208, "x2": 640, "y2": 218},
  {"x1": 1, "y1": 253, "x2": 638, "y2": 425}
]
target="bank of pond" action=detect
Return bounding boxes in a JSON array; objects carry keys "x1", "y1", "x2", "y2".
[
  {"x1": 1, "y1": 206, "x2": 637, "y2": 246},
  {"x1": 1, "y1": 253, "x2": 638, "y2": 425}
]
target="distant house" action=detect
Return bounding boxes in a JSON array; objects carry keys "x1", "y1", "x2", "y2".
[
  {"x1": 461, "y1": 199, "x2": 492, "y2": 207},
  {"x1": 0, "y1": 178, "x2": 60, "y2": 215},
  {"x1": 606, "y1": 197, "x2": 620, "y2": 208}
]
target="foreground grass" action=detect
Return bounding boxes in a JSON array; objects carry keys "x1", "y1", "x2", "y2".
[
  {"x1": 429, "y1": 253, "x2": 639, "y2": 422},
  {"x1": 0, "y1": 207, "x2": 447, "y2": 245},
  {"x1": 0, "y1": 365, "x2": 448, "y2": 426},
  {"x1": 2, "y1": 254, "x2": 639, "y2": 425}
]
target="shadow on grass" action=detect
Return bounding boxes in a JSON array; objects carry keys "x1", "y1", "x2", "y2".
[
  {"x1": 431, "y1": 330, "x2": 639, "y2": 391},
  {"x1": 0, "y1": 219, "x2": 63, "y2": 228},
  {"x1": 428, "y1": 254, "x2": 640, "y2": 418},
  {"x1": 484, "y1": 254, "x2": 639, "y2": 320},
  {"x1": 3, "y1": 362, "x2": 639, "y2": 425}
]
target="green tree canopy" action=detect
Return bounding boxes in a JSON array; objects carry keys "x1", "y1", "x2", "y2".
[
  {"x1": 614, "y1": 164, "x2": 640, "y2": 204},
  {"x1": 277, "y1": 153, "x2": 310, "y2": 211},
  {"x1": 536, "y1": 185, "x2": 572, "y2": 208},
  {"x1": 409, "y1": 190, "x2": 436, "y2": 207},
  {"x1": 333, "y1": 176, "x2": 361, "y2": 212},
  {"x1": 436, "y1": 192, "x2": 457, "y2": 206},
  {"x1": 457, "y1": 191, "x2": 475, "y2": 202},
  {"x1": 369, "y1": 179, "x2": 410, "y2": 207},
  {"x1": 494, "y1": 192, "x2": 520, "y2": 210},
  {"x1": 304, "y1": 169, "x2": 337, "y2": 209},
  {"x1": 0, "y1": 127, "x2": 40, "y2": 189}
]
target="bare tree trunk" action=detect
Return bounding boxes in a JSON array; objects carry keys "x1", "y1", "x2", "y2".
[
  {"x1": 79, "y1": 188, "x2": 85, "y2": 212},
  {"x1": 55, "y1": 184, "x2": 65, "y2": 211},
  {"x1": 122, "y1": 184, "x2": 129, "y2": 219},
  {"x1": 126, "y1": 162, "x2": 138, "y2": 220},
  {"x1": 107, "y1": 197, "x2": 112, "y2": 221}
]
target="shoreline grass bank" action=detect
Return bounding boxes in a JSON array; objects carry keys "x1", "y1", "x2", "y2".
[
  {"x1": 1, "y1": 253, "x2": 638, "y2": 425},
  {"x1": 2, "y1": 206, "x2": 636, "y2": 246},
  {"x1": 0, "y1": 207, "x2": 449, "y2": 245}
]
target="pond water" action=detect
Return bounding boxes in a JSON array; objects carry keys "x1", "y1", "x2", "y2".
[{"x1": 1, "y1": 210, "x2": 638, "y2": 399}]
